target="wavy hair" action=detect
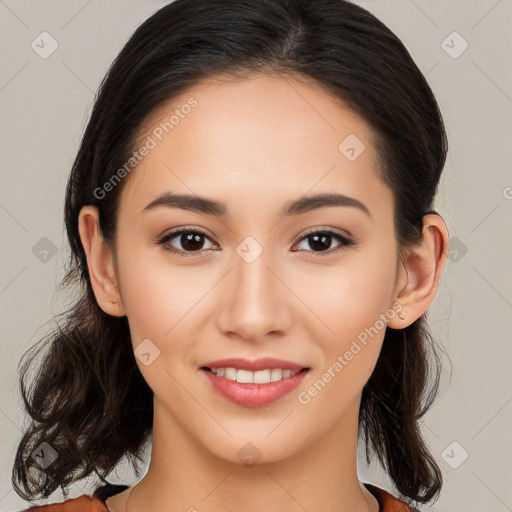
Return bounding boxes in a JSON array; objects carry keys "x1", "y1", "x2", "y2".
[{"x1": 12, "y1": 0, "x2": 449, "y2": 508}]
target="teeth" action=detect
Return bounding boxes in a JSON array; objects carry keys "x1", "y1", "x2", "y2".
[
  {"x1": 225, "y1": 367, "x2": 237, "y2": 381},
  {"x1": 209, "y1": 367, "x2": 298, "y2": 383}
]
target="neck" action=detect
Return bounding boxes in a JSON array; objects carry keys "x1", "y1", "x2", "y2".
[{"x1": 123, "y1": 397, "x2": 379, "y2": 512}]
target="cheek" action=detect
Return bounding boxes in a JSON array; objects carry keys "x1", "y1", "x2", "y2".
[
  {"x1": 299, "y1": 245, "x2": 396, "y2": 339},
  {"x1": 116, "y1": 247, "x2": 207, "y2": 399},
  {"x1": 116, "y1": 241, "x2": 191, "y2": 345},
  {"x1": 297, "y1": 242, "x2": 397, "y2": 392},
  {"x1": 116, "y1": 241, "x2": 222, "y2": 373}
]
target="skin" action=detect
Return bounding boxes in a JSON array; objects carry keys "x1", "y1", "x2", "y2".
[{"x1": 78, "y1": 73, "x2": 449, "y2": 512}]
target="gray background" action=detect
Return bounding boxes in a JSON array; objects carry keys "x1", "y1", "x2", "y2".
[{"x1": 1, "y1": 0, "x2": 511, "y2": 510}]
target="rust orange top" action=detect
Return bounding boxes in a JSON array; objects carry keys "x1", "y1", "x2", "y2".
[{"x1": 20, "y1": 482, "x2": 419, "y2": 511}]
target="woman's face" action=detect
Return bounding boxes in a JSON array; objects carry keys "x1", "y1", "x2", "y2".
[{"x1": 112, "y1": 74, "x2": 404, "y2": 463}]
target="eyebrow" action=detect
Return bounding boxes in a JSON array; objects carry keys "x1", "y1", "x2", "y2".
[{"x1": 142, "y1": 192, "x2": 371, "y2": 218}]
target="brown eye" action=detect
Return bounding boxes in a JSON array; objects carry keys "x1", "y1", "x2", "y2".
[
  {"x1": 157, "y1": 229, "x2": 218, "y2": 257},
  {"x1": 293, "y1": 230, "x2": 355, "y2": 255}
]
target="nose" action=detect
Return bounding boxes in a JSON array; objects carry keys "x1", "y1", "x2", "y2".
[{"x1": 215, "y1": 249, "x2": 294, "y2": 343}]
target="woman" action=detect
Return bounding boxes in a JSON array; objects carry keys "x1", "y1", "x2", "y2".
[{"x1": 12, "y1": 0, "x2": 450, "y2": 511}]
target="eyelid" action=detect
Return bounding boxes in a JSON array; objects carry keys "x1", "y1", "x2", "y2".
[
  {"x1": 156, "y1": 225, "x2": 214, "y2": 242},
  {"x1": 296, "y1": 226, "x2": 353, "y2": 242}
]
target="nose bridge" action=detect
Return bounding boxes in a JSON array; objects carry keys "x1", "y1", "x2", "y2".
[{"x1": 216, "y1": 241, "x2": 291, "y2": 340}]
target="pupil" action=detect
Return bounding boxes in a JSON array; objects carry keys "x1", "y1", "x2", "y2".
[
  {"x1": 310, "y1": 234, "x2": 330, "y2": 251},
  {"x1": 182, "y1": 233, "x2": 203, "y2": 251}
]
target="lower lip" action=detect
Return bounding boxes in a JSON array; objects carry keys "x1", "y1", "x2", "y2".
[{"x1": 200, "y1": 368, "x2": 309, "y2": 408}]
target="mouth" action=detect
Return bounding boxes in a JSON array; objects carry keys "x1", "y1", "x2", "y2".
[
  {"x1": 200, "y1": 366, "x2": 310, "y2": 384},
  {"x1": 199, "y1": 359, "x2": 311, "y2": 407}
]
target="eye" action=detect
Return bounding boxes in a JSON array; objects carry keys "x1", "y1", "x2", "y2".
[
  {"x1": 292, "y1": 229, "x2": 355, "y2": 255},
  {"x1": 157, "y1": 228, "x2": 219, "y2": 258},
  {"x1": 156, "y1": 227, "x2": 356, "y2": 258}
]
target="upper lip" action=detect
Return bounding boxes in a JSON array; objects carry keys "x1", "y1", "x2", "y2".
[{"x1": 201, "y1": 357, "x2": 309, "y2": 372}]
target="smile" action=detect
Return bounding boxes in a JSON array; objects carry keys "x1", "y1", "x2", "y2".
[
  {"x1": 200, "y1": 366, "x2": 310, "y2": 408},
  {"x1": 205, "y1": 367, "x2": 303, "y2": 383}
]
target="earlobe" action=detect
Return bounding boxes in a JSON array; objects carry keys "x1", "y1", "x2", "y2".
[
  {"x1": 77, "y1": 205, "x2": 126, "y2": 317},
  {"x1": 387, "y1": 214, "x2": 449, "y2": 328}
]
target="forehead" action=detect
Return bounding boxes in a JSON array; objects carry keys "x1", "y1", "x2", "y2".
[{"x1": 119, "y1": 73, "x2": 392, "y2": 221}]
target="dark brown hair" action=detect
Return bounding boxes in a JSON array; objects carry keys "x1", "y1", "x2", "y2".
[{"x1": 13, "y1": 0, "x2": 449, "y2": 508}]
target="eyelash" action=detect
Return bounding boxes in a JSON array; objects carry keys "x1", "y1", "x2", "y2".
[{"x1": 156, "y1": 227, "x2": 356, "y2": 258}]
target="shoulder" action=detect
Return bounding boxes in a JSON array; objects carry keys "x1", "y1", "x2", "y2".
[
  {"x1": 17, "y1": 494, "x2": 106, "y2": 512},
  {"x1": 17, "y1": 483, "x2": 129, "y2": 512},
  {"x1": 363, "y1": 482, "x2": 420, "y2": 512},
  {"x1": 18, "y1": 482, "x2": 417, "y2": 512}
]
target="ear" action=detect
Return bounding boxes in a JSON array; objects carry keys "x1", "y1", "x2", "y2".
[
  {"x1": 387, "y1": 213, "x2": 449, "y2": 328},
  {"x1": 78, "y1": 205, "x2": 126, "y2": 317}
]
